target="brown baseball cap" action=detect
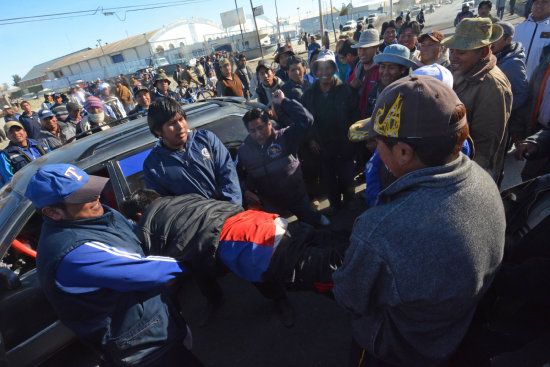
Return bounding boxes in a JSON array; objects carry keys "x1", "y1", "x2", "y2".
[
  {"x1": 419, "y1": 30, "x2": 445, "y2": 43},
  {"x1": 348, "y1": 75, "x2": 466, "y2": 142}
]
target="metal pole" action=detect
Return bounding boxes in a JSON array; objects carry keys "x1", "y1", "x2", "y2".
[
  {"x1": 330, "y1": 0, "x2": 337, "y2": 42},
  {"x1": 318, "y1": 0, "x2": 324, "y2": 34},
  {"x1": 234, "y1": 0, "x2": 246, "y2": 49},
  {"x1": 275, "y1": 0, "x2": 281, "y2": 45},
  {"x1": 389, "y1": 0, "x2": 393, "y2": 20},
  {"x1": 250, "y1": 0, "x2": 264, "y2": 59}
]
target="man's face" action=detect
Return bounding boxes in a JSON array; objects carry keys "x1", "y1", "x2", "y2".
[
  {"x1": 315, "y1": 61, "x2": 335, "y2": 84},
  {"x1": 3, "y1": 108, "x2": 13, "y2": 116},
  {"x1": 156, "y1": 80, "x2": 170, "y2": 93},
  {"x1": 50, "y1": 197, "x2": 104, "y2": 221},
  {"x1": 358, "y1": 46, "x2": 378, "y2": 65},
  {"x1": 375, "y1": 138, "x2": 402, "y2": 177},
  {"x1": 449, "y1": 48, "x2": 483, "y2": 73},
  {"x1": 54, "y1": 96, "x2": 63, "y2": 104},
  {"x1": 531, "y1": 0, "x2": 550, "y2": 21},
  {"x1": 247, "y1": 118, "x2": 272, "y2": 146},
  {"x1": 221, "y1": 62, "x2": 232, "y2": 77},
  {"x1": 46, "y1": 95, "x2": 53, "y2": 102},
  {"x1": 396, "y1": 19, "x2": 403, "y2": 28},
  {"x1": 343, "y1": 52, "x2": 356, "y2": 66},
  {"x1": 491, "y1": 35, "x2": 510, "y2": 54},
  {"x1": 399, "y1": 28, "x2": 418, "y2": 51},
  {"x1": 155, "y1": 113, "x2": 188, "y2": 149},
  {"x1": 177, "y1": 66, "x2": 182, "y2": 72},
  {"x1": 478, "y1": 4, "x2": 491, "y2": 17},
  {"x1": 239, "y1": 57, "x2": 247, "y2": 67},
  {"x1": 69, "y1": 108, "x2": 82, "y2": 120},
  {"x1": 279, "y1": 52, "x2": 291, "y2": 68},
  {"x1": 383, "y1": 27, "x2": 397, "y2": 45},
  {"x1": 379, "y1": 63, "x2": 404, "y2": 87},
  {"x1": 136, "y1": 91, "x2": 151, "y2": 107},
  {"x1": 288, "y1": 63, "x2": 305, "y2": 84},
  {"x1": 258, "y1": 67, "x2": 274, "y2": 87},
  {"x1": 7, "y1": 127, "x2": 27, "y2": 145},
  {"x1": 21, "y1": 103, "x2": 32, "y2": 114},
  {"x1": 42, "y1": 116, "x2": 58, "y2": 133},
  {"x1": 420, "y1": 38, "x2": 444, "y2": 65}
]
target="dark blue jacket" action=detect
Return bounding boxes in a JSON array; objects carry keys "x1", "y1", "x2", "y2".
[
  {"x1": 18, "y1": 112, "x2": 42, "y2": 140},
  {"x1": 495, "y1": 41, "x2": 529, "y2": 110},
  {"x1": 0, "y1": 139, "x2": 48, "y2": 184},
  {"x1": 37, "y1": 207, "x2": 188, "y2": 366},
  {"x1": 143, "y1": 129, "x2": 242, "y2": 205},
  {"x1": 236, "y1": 98, "x2": 312, "y2": 205}
]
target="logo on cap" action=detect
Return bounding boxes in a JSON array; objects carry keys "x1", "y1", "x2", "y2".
[
  {"x1": 64, "y1": 166, "x2": 84, "y2": 181},
  {"x1": 373, "y1": 93, "x2": 403, "y2": 138}
]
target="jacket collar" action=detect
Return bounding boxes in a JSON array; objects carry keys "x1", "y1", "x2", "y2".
[
  {"x1": 454, "y1": 54, "x2": 497, "y2": 85},
  {"x1": 379, "y1": 154, "x2": 472, "y2": 202}
]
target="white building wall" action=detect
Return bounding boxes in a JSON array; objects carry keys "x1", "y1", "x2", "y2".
[{"x1": 122, "y1": 48, "x2": 139, "y2": 61}]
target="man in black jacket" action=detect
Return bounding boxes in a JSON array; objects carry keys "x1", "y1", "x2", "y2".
[{"x1": 302, "y1": 50, "x2": 360, "y2": 212}]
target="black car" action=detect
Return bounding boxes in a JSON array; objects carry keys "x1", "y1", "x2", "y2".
[{"x1": 0, "y1": 98, "x2": 252, "y2": 366}]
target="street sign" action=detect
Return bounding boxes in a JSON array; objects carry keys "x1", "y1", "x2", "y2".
[{"x1": 253, "y1": 5, "x2": 264, "y2": 16}]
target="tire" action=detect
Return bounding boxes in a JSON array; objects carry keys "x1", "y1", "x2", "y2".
[{"x1": 198, "y1": 90, "x2": 215, "y2": 100}]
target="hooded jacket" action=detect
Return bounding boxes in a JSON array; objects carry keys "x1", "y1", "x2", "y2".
[
  {"x1": 495, "y1": 41, "x2": 529, "y2": 110},
  {"x1": 333, "y1": 154, "x2": 505, "y2": 366},
  {"x1": 513, "y1": 14, "x2": 550, "y2": 79},
  {"x1": 453, "y1": 54, "x2": 512, "y2": 178}
]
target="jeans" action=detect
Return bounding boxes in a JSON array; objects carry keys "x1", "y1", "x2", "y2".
[{"x1": 497, "y1": 6, "x2": 505, "y2": 18}]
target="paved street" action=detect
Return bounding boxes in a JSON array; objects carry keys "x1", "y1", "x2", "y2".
[{"x1": 38, "y1": 5, "x2": 526, "y2": 366}]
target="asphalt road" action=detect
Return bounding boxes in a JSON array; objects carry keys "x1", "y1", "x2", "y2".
[{"x1": 38, "y1": 6, "x2": 527, "y2": 366}]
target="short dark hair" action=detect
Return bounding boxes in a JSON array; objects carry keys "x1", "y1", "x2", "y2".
[
  {"x1": 238, "y1": 53, "x2": 246, "y2": 60},
  {"x1": 338, "y1": 39, "x2": 358, "y2": 56},
  {"x1": 242, "y1": 108, "x2": 269, "y2": 130},
  {"x1": 400, "y1": 21, "x2": 422, "y2": 36},
  {"x1": 119, "y1": 189, "x2": 161, "y2": 222},
  {"x1": 287, "y1": 55, "x2": 304, "y2": 68},
  {"x1": 478, "y1": 0, "x2": 492, "y2": 8},
  {"x1": 376, "y1": 105, "x2": 469, "y2": 167},
  {"x1": 20, "y1": 100, "x2": 29, "y2": 108},
  {"x1": 396, "y1": 15, "x2": 403, "y2": 22},
  {"x1": 147, "y1": 98, "x2": 187, "y2": 137},
  {"x1": 385, "y1": 20, "x2": 397, "y2": 32},
  {"x1": 309, "y1": 48, "x2": 321, "y2": 63}
]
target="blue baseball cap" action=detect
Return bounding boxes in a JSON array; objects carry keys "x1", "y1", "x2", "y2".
[
  {"x1": 25, "y1": 164, "x2": 109, "y2": 208},
  {"x1": 38, "y1": 109, "x2": 55, "y2": 120}
]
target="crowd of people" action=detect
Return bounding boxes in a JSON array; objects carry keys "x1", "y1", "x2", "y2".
[{"x1": 3, "y1": 0, "x2": 550, "y2": 365}]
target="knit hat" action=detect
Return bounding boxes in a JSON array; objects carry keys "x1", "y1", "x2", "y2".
[
  {"x1": 85, "y1": 96, "x2": 103, "y2": 110},
  {"x1": 495, "y1": 21, "x2": 514, "y2": 37}
]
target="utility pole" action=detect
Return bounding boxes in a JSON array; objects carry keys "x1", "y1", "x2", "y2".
[
  {"x1": 250, "y1": 0, "x2": 264, "y2": 59},
  {"x1": 234, "y1": 0, "x2": 245, "y2": 49},
  {"x1": 297, "y1": 7, "x2": 301, "y2": 33},
  {"x1": 275, "y1": 0, "x2": 281, "y2": 45},
  {"x1": 330, "y1": 0, "x2": 337, "y2": 42},
  {"x1": 318, "y1": 0, "x2": 324, "y2": 34}
]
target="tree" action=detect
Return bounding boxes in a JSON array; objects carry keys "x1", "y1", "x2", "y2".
[{"x1": 12, "y1": 74, "x2": 21, "y2": 87}]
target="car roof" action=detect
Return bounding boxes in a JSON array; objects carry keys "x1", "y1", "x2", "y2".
[{"x1": 3, "y1": 99, "x2": 251, "y2": 197}]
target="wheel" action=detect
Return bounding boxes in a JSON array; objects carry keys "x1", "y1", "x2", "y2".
[{"x1": 198, "y1": 89, "x2": 215, "y2": 100}]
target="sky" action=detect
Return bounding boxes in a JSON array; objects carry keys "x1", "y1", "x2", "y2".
[{"x1": 0, "y1": 0, "x2": 330, "y2": 89}]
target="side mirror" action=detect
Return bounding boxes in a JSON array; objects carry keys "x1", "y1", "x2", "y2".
[{"x1": 0, "y1": 268, "x2": 21, "y2": 290}]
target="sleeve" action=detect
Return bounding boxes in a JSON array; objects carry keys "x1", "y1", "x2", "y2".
[
  {"x1": 280, "y1": 98, "x2": 314, "y2": 151},
  {"x1": 332, "y1": 232, "x2": 394, "y2": 316},
  {"x1": 116, "y1": 99, "x2": 127, "y2": 118},
  {"x1": 469, "y1": 79, "x2": 512, "y2": 173},
  {"x1": 0, "y1": 153, "x2": 13, "y2": 184},
  {"x1": 216, "y1": 80, "x2": 224, "y2": 97},
  {"x1": 55, "y1": 241, "x2": 189, "y2": 293},
  {"x1": 365, "y1": 150, "x2": 383, "y2": 207},
  {"x1": 210, "y1": 132, "x2": 243, "y2": 206},
  {"x1": 143, "y1": 156, "x2": 171, "y2": 196},
  {"x1": 526, "y1": 128, "x2": 550, "y2": 158}
]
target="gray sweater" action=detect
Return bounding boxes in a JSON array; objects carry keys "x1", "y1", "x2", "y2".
[{"x1": 333, "y1": 154, "x2": 505, "y2": 366}]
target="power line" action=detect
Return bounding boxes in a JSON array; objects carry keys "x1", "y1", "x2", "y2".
[{"x1": 0, "y1": 1, "x2": 204, "y2": 25}]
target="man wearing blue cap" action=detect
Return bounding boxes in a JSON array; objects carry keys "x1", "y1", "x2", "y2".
[
  {"x1": 24, "y1": 164, "x2": 203, "y2": 367},
  {"x1": 0, "y1": 120, "x2": 49, "y2": 185}
]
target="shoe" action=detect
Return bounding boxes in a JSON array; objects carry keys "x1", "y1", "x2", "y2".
[
  {"x1": 319, "y1": 215, "x2": 330, "y2": 226},
  {"x1": 274, "y1": 298, "x2": 295, "y2": 328}
]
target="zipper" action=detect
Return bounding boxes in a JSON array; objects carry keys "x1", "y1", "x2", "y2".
[{"x1": 525, "y1": 22, "x2": 538, "y2": 66}]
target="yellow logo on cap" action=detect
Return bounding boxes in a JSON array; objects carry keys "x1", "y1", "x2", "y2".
[{"x1": 374, "y1": 93, "x2": 403, "y2": 137}]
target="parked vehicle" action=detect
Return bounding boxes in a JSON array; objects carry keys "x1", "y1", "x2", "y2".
[
  {"x1": 20, "y1": 93, "x2": 37, "y2": 100},
  {"x1": 0, "y1": 98, "x2": 254, "y2": 367}
]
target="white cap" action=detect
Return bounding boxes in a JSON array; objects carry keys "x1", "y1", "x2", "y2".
[{"x1": 412, "y1": 64, "x2": 453, "y2": 89}]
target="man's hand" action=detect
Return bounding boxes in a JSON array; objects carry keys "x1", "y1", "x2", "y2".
[
  {"x1": 349, "y1": 78, "x2": 362, "y2": 90},
  {"x1": 244, "y1": 190, "x2": 262, "y2": 207},
  {"x1": 309, "y1": 140, "x2": 321, "y2": 155},
  {"x1": 510, "y1": 132, "x2": 524, "y2": 148},
  {"x1": 514, "y1": 141, "x2": 538, "y2": 160},
  {"x1": 271, "y1": 90, "x2": 285, "y2": 105}
]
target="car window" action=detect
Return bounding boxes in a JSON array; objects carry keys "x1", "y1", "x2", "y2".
[{"x1": 117, "y1": 148, "x2": 152, "y2": 194}]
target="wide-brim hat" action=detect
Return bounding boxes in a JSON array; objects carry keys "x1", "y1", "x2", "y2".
[
  {"x1": 274, "y1": 45, "x2": 295, "y2": 63},
  {"x1": 373, "y1": 44, "x2": 416, "y2": 69},
  {"x1": 441, "y1": 18, "x2": 503, "y2": 50},
  {"x1": 351, "y1": 29, "x2": 383, "y2": 48}
]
